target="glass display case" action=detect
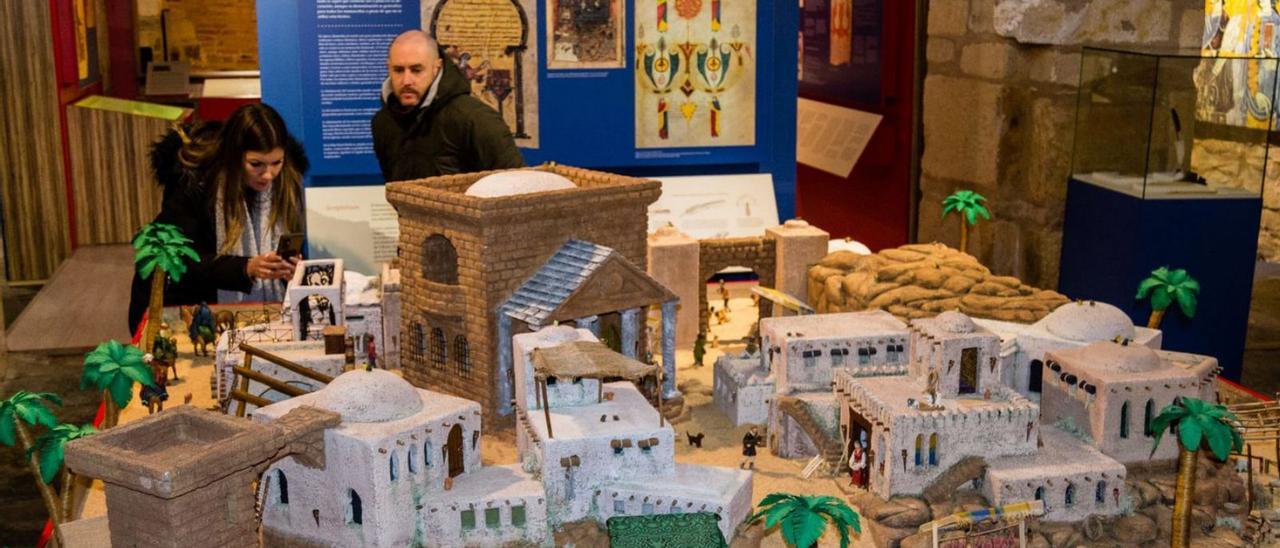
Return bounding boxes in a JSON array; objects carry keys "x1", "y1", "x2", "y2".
[{"x1": 1070, "y1": 47, "x2": 1278, "y2": 199}]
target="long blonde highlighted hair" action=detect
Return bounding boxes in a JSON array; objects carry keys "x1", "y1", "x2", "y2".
[{"x1": 179, "y1": 104, "x2": 305, "y2": 253}]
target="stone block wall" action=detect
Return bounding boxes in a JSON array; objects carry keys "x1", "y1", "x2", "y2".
[
  {"x1": 136, "y1": 0, "x2": 258, "y2": 71},
  {"x1": 919, "y1": 0, "x2": 1205, "y2": 289}
]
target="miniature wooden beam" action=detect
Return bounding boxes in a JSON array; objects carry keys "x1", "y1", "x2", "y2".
[
  {"x1": 540, "y1": 380, "x2": 553, "y2": 438},
  {"x1": 240, "y1": 343, "x2": 335, "y2": 384}
]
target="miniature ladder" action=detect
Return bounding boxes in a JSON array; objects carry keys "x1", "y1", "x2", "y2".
[{"x1": 801, "y1": 454, "x2": 826, "y2": 479}]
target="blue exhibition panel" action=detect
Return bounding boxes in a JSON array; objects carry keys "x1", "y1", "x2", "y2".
[
  {"x1": 258, "y1": 0, "x2": 798, "y2": 218},
  {"x1": 1058, "y1": 178, "x2": 1262, "y2": 381}
]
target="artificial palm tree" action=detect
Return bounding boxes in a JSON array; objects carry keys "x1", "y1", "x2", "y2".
[
  {"x1": 0, "y1": 391, "x2": 65, "y2": 525},
  {"x1": 133, "y1": 222, "x2": 199, "y2": 351},
  {"x1": 748, "y1": 493, "x2": 862, "y2": 548},
  {"x1": 28, "y1": 423, "x2": 96, "y2": 521},
  {"x1": 941, "y1": 190, "x2": 990, "y2": 254},
  {"x1": 81, "y1": 340, "x2": 154, "y2": 428},
  {"x1": 1136, "y1": 266, "x2": 1200, "y2": 329},
  {"x1": 1149, "y1": 397, "x2": 1243, "y2": 548}
]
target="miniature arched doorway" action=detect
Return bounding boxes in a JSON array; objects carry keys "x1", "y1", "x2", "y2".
[
  {"x1": 1029, "y1": 359, "x2": 1043, "y2": 393},
  {"x1": 446, "y1": 424, "x2": 465, "y2": 478},
  {"x1": 958, "y1": 347, "x2": 979, "y2": 394},
  {"x1": 844, "y1": 407, "x2": 872, "y2": 485},
  {"x1": 703, "y1": 269, "x2": 763, "y2": 351},
  {"x1": 421, "y1": 234, "x2": 460, "y2": 285}
]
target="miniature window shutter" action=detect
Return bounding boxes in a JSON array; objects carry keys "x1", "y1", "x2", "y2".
[
  {"x1": 485, "y1": 507, "x2": 500, "y2": 528},
  {"x1": 512, "y1": 505, "x2": 527, "y2": 526},
  {"x1": 461, "y1": 509, "x2": 476, "y2": 530}
]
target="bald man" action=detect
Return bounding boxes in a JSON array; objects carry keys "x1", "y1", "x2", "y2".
[{"x1": 371, "y1": 31, "x2": 524, "y2": 181}]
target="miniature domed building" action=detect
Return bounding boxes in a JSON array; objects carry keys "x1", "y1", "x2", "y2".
[
  {"x1": 464, "y1": 170, "x2": 577, "y2": 197},
  {"x1": 311, "y1": 369, "x2": 423, "y2": 423},
  {"x1": 1041, "y1": 301, "x2": 1136, "y2": 343},
  {"x1": 1040, "y1": 341, "x2": 1217, "y2": 464},
  {"x1": 934, "y1": 310, "x2": 977, "y2": 333}
]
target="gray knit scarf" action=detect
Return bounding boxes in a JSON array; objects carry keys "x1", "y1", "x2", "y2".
[{"x1": 215, "y1": 184, "x2": 285, "y2": 304}]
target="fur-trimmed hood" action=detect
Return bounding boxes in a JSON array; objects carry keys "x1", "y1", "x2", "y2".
[{"x1": 150, "y1": 121, "x2": 311, "y2": 192}]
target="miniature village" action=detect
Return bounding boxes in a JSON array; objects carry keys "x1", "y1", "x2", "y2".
[{"x1": 2, "y1": 165, "x2": 1273, "y2": 548}]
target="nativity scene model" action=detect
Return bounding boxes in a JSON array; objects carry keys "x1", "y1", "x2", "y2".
[{"x1": 0, "y1": 164, "x2": 1253, "y2": 547}]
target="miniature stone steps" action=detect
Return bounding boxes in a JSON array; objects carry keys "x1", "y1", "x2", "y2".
[
  {"x1": 776, "y1": 396, "x2": 846, "y2": 474},
  {"x1": 921, "y1": 456, "x2": 988, "y2": 505}
]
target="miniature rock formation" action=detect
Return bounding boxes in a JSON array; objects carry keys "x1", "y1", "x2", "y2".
[{"x1": 807, "y1": 243, "x2": 1069, "y2": 322}]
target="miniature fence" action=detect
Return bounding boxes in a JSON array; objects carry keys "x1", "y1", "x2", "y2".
[{"x1": 230, "y1": 343, "x2": 334, "y2": 417}]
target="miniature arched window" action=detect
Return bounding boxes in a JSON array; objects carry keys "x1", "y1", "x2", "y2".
[
  {"x1": 422, "y1": 234, "x2": 459, "y2": 285},
  {"x1": 914, "y1": 435, "x2": 923, "y2": 467},
  {"x1": 1120, "y1": 401, "x2": 1131, "y2": 439},
  {"x1": 348, "y1": 489, "x2": 363, "y2": 525},
  {"x1": 413, "y1": 323, "x2": 425, "y2": 359},
  {"x1": 276, "y1": 470, "x2": 288, "y2": 504},
  {"x1": 424, "y1": 441, "x2": 432, "y2": 467},
  {"x1": 1144, "y1": 399, "x2": 1155, "y2": 437},
  {"x1": 1096, "y1": 481, "x2": 1107, "y2": 505},
  {"x1": 1034, "y1": 486, "x2": 1044, "y2": 502},
  {"x1": 928, "y1": 433, "x2": 938, "y2": 467},
  {"x1": 408, "y1": 444, "x2": 419, "y2": 474},
  {"x1": 1065, "y1": 482, "x2": 1076, "y2": 507},
  {"x1": 390, "y1": 450, "x2": 399, "y2": 481},
  {"x1": 431, "y1": 328, "x2": 447, "y2": 368},
  {"x1": 454, "y1": 336, "x2": 470, "y2": 376}
]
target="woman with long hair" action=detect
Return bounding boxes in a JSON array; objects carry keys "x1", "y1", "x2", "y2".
[{"x1": 127, "y1": 103, "x2": 308, "y2": 332}]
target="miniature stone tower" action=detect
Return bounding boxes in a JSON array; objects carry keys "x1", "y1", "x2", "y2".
[{"x1": 387, "y1": 166, "x2": 661, "y2": 418}]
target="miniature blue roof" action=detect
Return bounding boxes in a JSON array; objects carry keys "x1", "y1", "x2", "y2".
[{"x1": 501, "y1": 240, "x2": 673, "y2": 327}]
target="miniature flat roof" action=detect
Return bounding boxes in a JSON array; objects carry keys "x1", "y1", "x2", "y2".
[
  {"x1": 760, "y1": 310, "x2": 907, "y2": 341},
  {"x1": 603, "y1": 463, "x2": 752, "y2": 501},
  {"x1": 433, "y1": 464, "x2": 544, "y2": 504},
  {"x1": 717, "y1": 354, "x2": 770, "y2": 386},
  {"x1": 985, "y1": 427, "x2": 1125, "y2": 483},
  {"x1": 528, "y1": 382, "x2": 667, "y2": 440},
  {"x1": 532, "y1": 340, "x2": 658, "y2": 381},
  {"x1": 501, "y1": 240, "x2": 675, "y2": 327},
  {"x1": 851, "y1": 376, "x2": 1030, "y2": 416}
]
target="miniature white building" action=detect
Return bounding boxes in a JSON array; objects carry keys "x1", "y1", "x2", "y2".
[
  {"x1": 513, "y1": 326, "x2": 753, "y2": 542},
  {"x1": 214, "y1": 261, "x2": 403, "y2": 405},
  {"x1": 1039, "y1": 341, "x2": 1219, "y2": 464},
  {"x1": 760, "y1": 310, "x2": 911, "y2": 394},
  {"x1": 713, "y1": 351, "x2": 774, "y2": 426},
  {"x1": 972, "y1": 301, "x2": 1162, "y2": 397},
  {"x1": 983, "y1": 427, "x2": 1128, "y2": 522},
  {"x1": 256, "y1": 369, "x2": 548, "y2": 547}
]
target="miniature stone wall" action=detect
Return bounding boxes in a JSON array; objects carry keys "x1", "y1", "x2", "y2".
[
  {"x1": 919, "y1": 0, "x2": 1205, "y2": 289},
  {"x1": 389, "y1": 166, "x2": 660, "y2": 419}
]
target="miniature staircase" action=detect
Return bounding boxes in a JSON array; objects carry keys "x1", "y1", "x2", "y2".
[
  {"x1": 776, "y1": 396, "x2": 846, "y2": 475},
  {"x1": 922, "y1": 456, "x2": 988, "y2": 505}
]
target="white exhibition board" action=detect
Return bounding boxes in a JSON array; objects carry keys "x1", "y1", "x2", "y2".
[{"x1": 305, "y1": 172, "x2": 778, "y2": 274}]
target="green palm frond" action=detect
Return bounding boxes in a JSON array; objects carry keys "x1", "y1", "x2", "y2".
[
  {"x1": 750, "y1": 493, "x2": 861, "y2": 548},
  {"x1": 26, "y1": 423, "x2": 96, "y2": 484},
  {"x1": 941, "y1": 190, "x2": 990, "y2": 226},
  {"x1": 1136, "y1": 266, "x2": 1200, "y2": 316},
  {"x1": 133, "y1": 223, "x2": 199, "y2": 283},
  {"x1": 1150, "y1": 397, "x2": 1242, "y2": 461},
  {"x1": 0, "y1": 392, "x2": 63, "y2": 447},
  {"x1": 81, "y1": 340, "x2": 154, "y2": 408}
]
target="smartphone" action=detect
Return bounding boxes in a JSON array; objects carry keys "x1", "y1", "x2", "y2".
[{"x1": 276, "y1": 233, "x2": 305, "y2": 260}]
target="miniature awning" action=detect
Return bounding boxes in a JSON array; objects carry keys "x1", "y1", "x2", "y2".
[{"x1": 531, "y1": 340, "x2": 659, "y2": 381}]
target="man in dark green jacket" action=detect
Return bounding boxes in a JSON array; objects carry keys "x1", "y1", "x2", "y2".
[{"x1": 371, "y1": 31, "x2": 524, "y2": 181}]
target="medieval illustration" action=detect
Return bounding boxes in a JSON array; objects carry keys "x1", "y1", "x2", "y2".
[
  {"x1": 424, "y1": 0, "x2": 541, "y2": 148},
  {"x1": 547, "y1": 0, "x2": 626, "y2": 69},
  {"x1": 634, "y1": 0, "x2": 757, "y2": 147}
]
